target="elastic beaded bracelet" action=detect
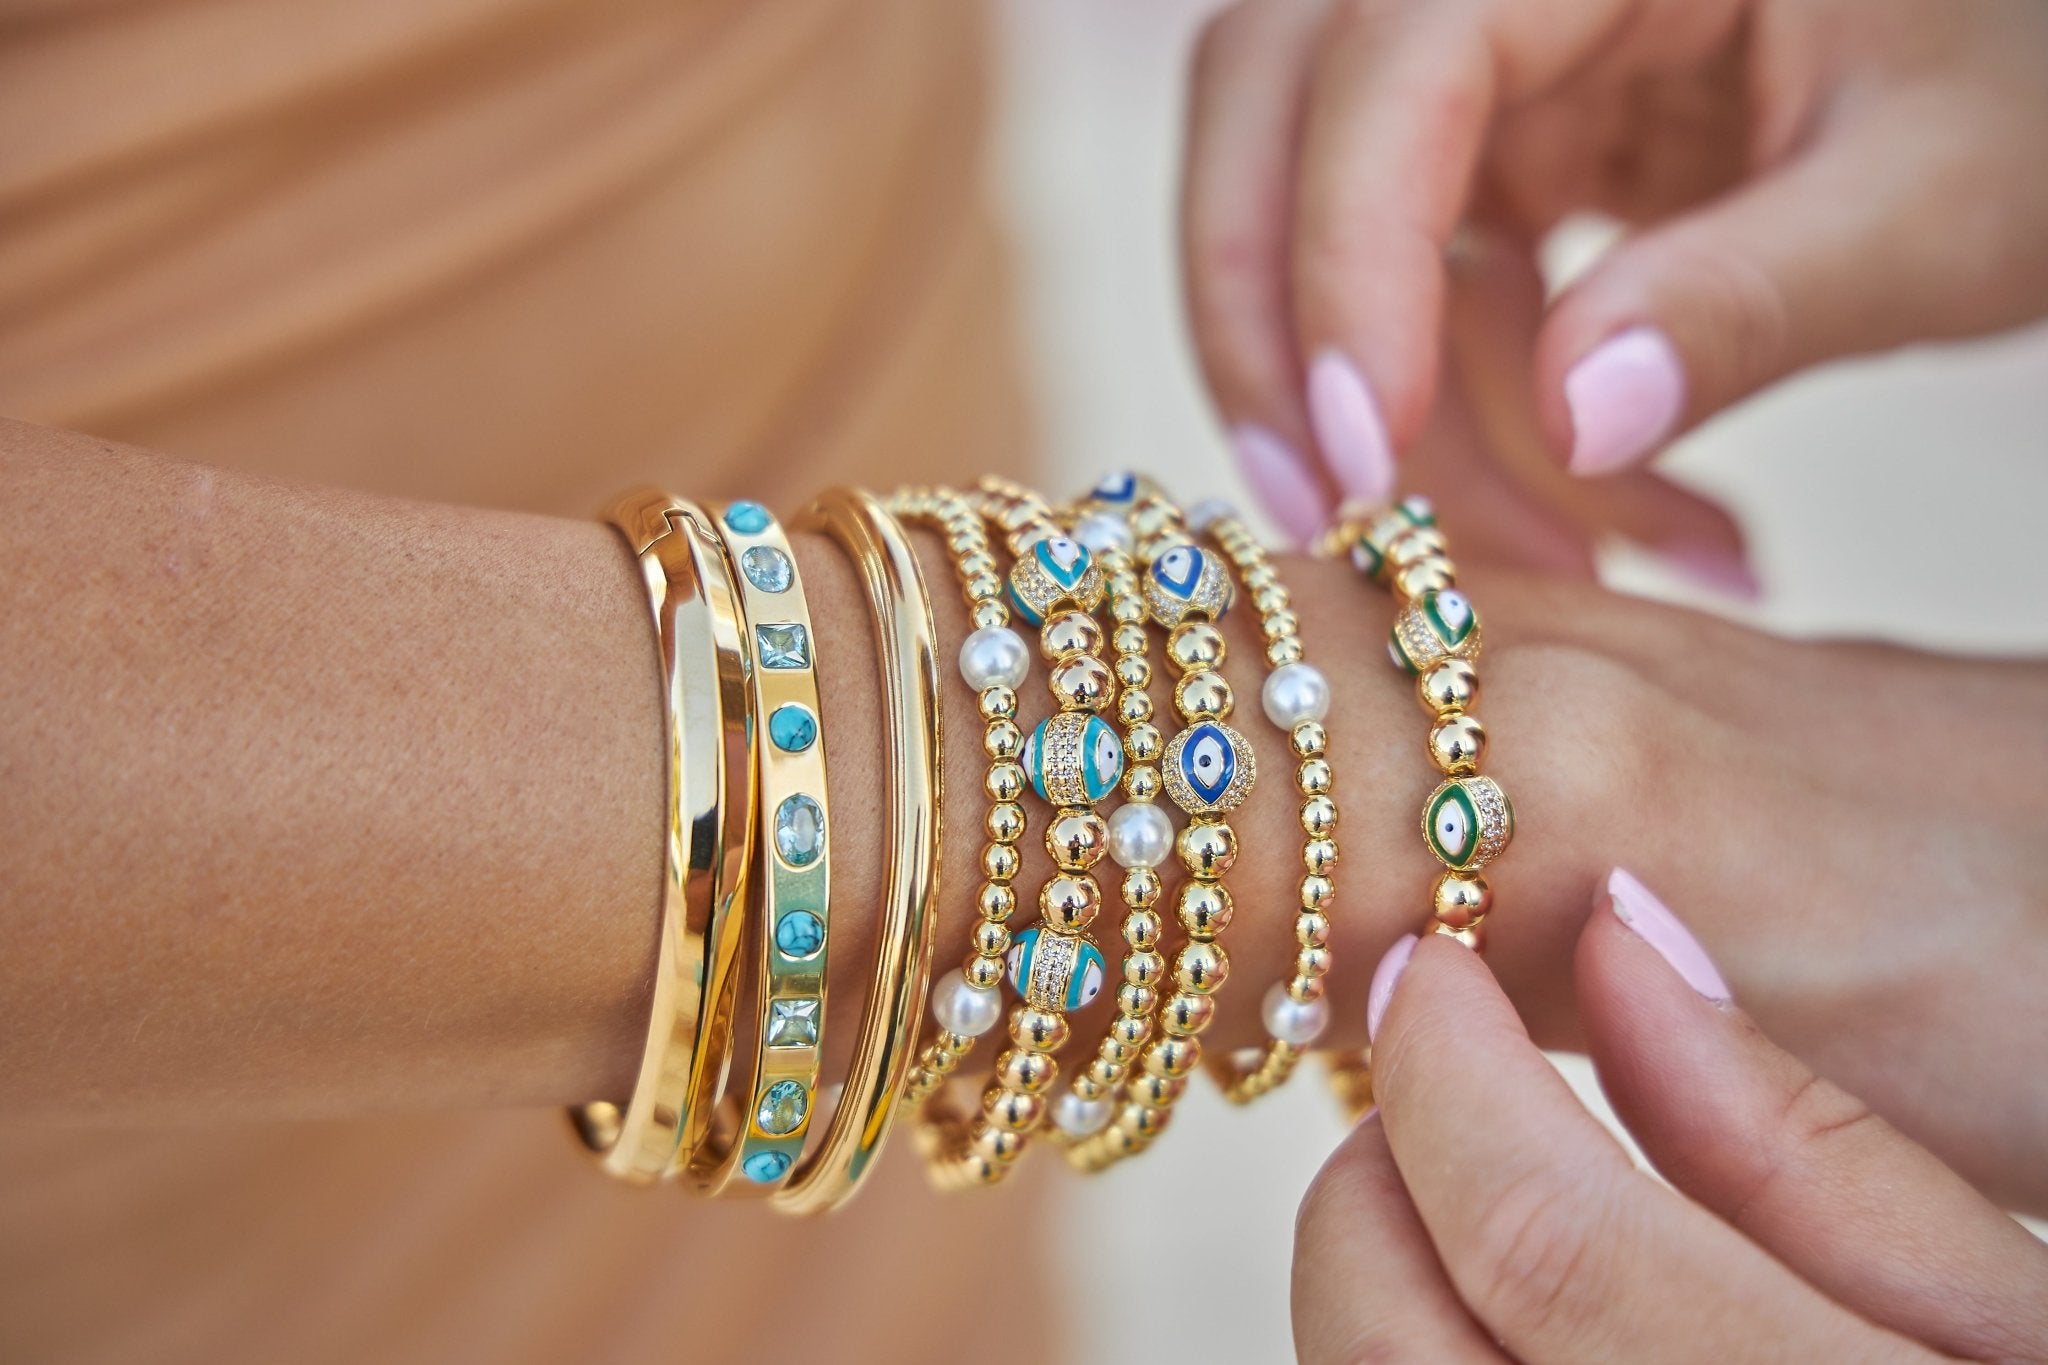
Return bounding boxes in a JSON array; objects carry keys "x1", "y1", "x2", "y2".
[
  {"x1": 1072, "y1": 507, "x2": 1249, "y2": 1171},
  {"x1": 684, "y1": 499, "x2": 832, "y2": 1193},
  {"x1": 775, "y1": 488, "x2": 942, "y2": 1215},
  {"x1": 888, "y1": 487, "x2": 1028, "y2": 1110},
  {"x1": 572, "y1": 490, "x2": 755, "y2": 1182},
  {"x1": 1195, "y1": 504, "x2": 1339, "y2": 1104}
]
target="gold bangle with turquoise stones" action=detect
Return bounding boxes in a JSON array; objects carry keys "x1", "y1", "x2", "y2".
[
  {"x1": 572, "y1": 489, "x2": 756, "y2": 1183},
  {"x1": 681, "y1": 499, "x2": 832, "y2": 1193},
  {"x1": 1071, "y1": 494, "x2": 1250, "y2": 1171},
  {"x1": 1191, "y1": 500, "x2": 1339, "y2": 1104}
]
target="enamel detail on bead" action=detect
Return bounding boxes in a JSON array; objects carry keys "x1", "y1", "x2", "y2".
[
  {"x1": 1423, "y1": 775, "x2": 1513, "y2": 870},
  {"x1": 1005, "y1": 927, "x2": 1107, "y2": 1012},
  {"x1": 1144, "y1": 544, "x2": 1233, "y2": 625},
  {"x1": 1162, "y1": 720, "x2": 1256, "y2": 815},
  {"x1": 1008, "y1": 535, "x2": 1104, "y2": 625},
  {"x1": 1022, "y1": 713, "x2": 1125, "y2": 806},
  {"x1": 1390, "y1": 589, "x2": 1481, "y2": 675},
  {"x1": 1088, "y1": 471, "x2": 1140, "y2": 505}
]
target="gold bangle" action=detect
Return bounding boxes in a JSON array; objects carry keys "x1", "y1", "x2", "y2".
[
  {"x1": 776, "y1": 487, "x2": 943, "y2": 1215},
  {"x1": 680, "y1": 499, "x2": 834, "y2": 1193},
  {"x1": 571, "y1": 490, "x2": 755, "y2": 1183}
]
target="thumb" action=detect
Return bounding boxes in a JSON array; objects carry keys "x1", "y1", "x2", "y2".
[{"x1": 1534, "y1": 113, "x2": 2048, "y2": 475}]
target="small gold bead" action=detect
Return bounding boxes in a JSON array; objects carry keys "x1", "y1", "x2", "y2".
[
  {"x1": 1394, "y1": 556, "x2": 1457, "y2": 599},
  {"x1": 1161, "y1": 992, "x2": 1215, "y2": 1036},
  {"x1": 1073, "y1": 1076, "x2": 1105, "y2": 1101},
  {"x1": 1121, "y1": 867, "x2": 1162, "y2": 908},
  {"x1": 1296, "y1": 945, "x2": 1332, "y2": 978},
  {"x1": 1147, "y1": 1037, "x2": 1203, "y2": 1077},
  {"x1": 1175, "y1": 670, "x2": 1234, "y2": 720},
  {"x1": 1261, "y1": 609, "x2": 1300, "y2": 642},
  {"x1": 1129, "y1": 1077, "x2": 1184, "y2": 1115},
  {"x1": 983, "y1": 842, "x2": 1021, "y2": 883},
  {"x1": 1418, "y1": 659, "x2": 1479, "y2": 716},
  {"x1": 1267, "y1": 637, "x2": 1305, "y2": 666},
  {"x1": 1177, "y1": 882, "x2": 1234, "y2": 939},
  {"x1": 1304, "y1": 838, "x2": 1339, "y2": 875},
  {"x1": 1177, "y1": 819, "x2": 1237, "y2": 877},
  {"x1": 986, "y1": 763, "x2": 1026, "y2": 802},
  {"x1": 1167, "y1": 622, "x2": 1227, "y2": 670},
  {"x1": 1432, "y1": 871, "x2": 1492, "y2": 930},
  {"x1": 1116, "y1": 982, "x2": 1159, "y2": 1017},
  {"x1": 984, "y1": 719, "x2": 1023, "y2": 760},
  {"x1": 1102, "y1": 1039, "x2": 1135, "y2": 1065},
  {"x1": 1252, "y1": 584, "x2": 1290, "y2": 615},
  {"x1": 1050, "y1": 655, "x2": 1115, "y2": 711},
  {"x1": 1298, "y1": 757, "x2": 1333, "y2": 794},
  {"x1": 979, "y1": 685, "x2": 1019, "y2": 721},
  {"x1": 1111, "y1": 1014, "x2": 1153, "y2": 1048},
  {"x1": 1126, "y1": 722, "x2": 1164, "y2": 761},
  {"x1": 1123, "y1": 910, "x2": 1162, "y2": 949},
  {"x1": 1124, "y1": 951, "x2": 1166, "y2": 988},
  {"x1": 1300, "y1": 874, "x2": 1334, "y2": 910},
  {"x1": 1040, "y1": 873, "x2": 1102, "y2": 932},
  {"x1": 959, "y1": 550, "x2": 997, "y2": 579},
  {"x1": 978, "y1": 882, "x2": 1016, "y2": 921},
  {"x1": 971, "y1": 600, "x2": 1009, "y2": 631},
  {"x1": 1088, "y1": 1057, "x2": 1126, "y2": 1087},
  {"x1": 1013, "y1": 1008, "x2": 1069, "y2": 1052},
  {"x1": 1175, "y1": 941, "x2": 1230, "y2": 994},
  {"x1": 1291, "y1": 721, "x2": 1328, "y2": 759},
  {"x1": 1287, "y1": 975, "x2": 1326, "y2": 1004},
  {"x1": 948, "y1": 530, "x2": 980, "y2": 555},
  {"x1": 1122, "y1": 763, "x2": 1161, "y2": 801},
  {"x1": 1041, "y1": 610, "x2": 1104, "y2": 660},
  {"x1": 1000, "y1": 1050, "x2": 1057, "y2": 1093},
  {"x1": 1115, "y1": 656, "x2": 1152, "y2": 689},
  {"x1": 1434, "y1": 920, "x2": 1485, "y2": 951},
  {"x1": 972, "y1": 921, "x2": 1011, "y2": 956},
  {"x1": 1300, "y1": 794, "x2": 1337, "y2": 836},
  {"x1": 966, "y1": 1133, "x2": 1015, "y2": 1168},
  {"x1": 987, "y1": 802, "x2": 1026, "y2": 842},
  {"x1": 1118, "y1": 690, "x2": 1156, "y2": 727},
  {"x1": 965, "y1": 572, "x2": 1002, "y2": 602},
  {"x1": 966, "y1": 955, "x2": 1004, "y2": 989},
  {"x1": 1428, "y1": 714, "x2": 1486, "y2": 775},
  {"x1": 1132, "y1": 502, "x2": 1176, "y2": 539},
  {"x1": 1046, "y1": 811, "x2": 1108, "y2": 870},
  {"x1": 1387, "y1": 525, "x2": 1448, "y2": 567},
  {"x1": 986, "y1": 1089, "x2": 1044, "y2": 1133},
  {"x1": 1242, "y1": 563, "x2": 1278, "y2": 591},
  {"x1": 1112, "y1": 597, "x2": 1148, "y2": 625},
  {"x1": 1112, "y1": 622, "x2": 1150, "y2": 655},
  {"x1": 1296, "y1": 911, "x2": 1331, "y2": 947}
]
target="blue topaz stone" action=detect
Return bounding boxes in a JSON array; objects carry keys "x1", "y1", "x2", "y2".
[
  {"x1": 769, "y1": 703, "x2": 817, "y2": 753},
  {"x1": 774, "y1": 795, "x2": 824, "y2": 867},
  {"x1": 756, "y1": 1079, "x2": 809, "y2": 1136},
  {"x1": 741, "y1": 545, "x2": 793, "y2": 593},
  {"x1": 775, "y1": 909, "x2": 825, "y2": 959},
  {"x1": 1005, "y1": 927, "x2": 1107, "y2": 1012},
  {"x1": 1144, "y1": 543, "x2": 1233, "y2": 626},
  {"x1": 743, "y1": 1150, "x2": 792, "y2": 1183},
  {"x1": 723, "y1": 500, "x2": 772, "y2": 535},
  {"x1": 1007, "y1": 535, "x2": 1104, "y2": 625},
  {"x1": 1021, "y1": 712, "x2": 1124, "y2": 806},
  {"x1": 766, "y1": 997, "x2": 820, "y2": 1049},
  {"x1": 1163, "y1": 720, "x2": 1256, "y2": 815},
  {"x1": 758, "y1": 623, "x2": 810, "y2": 670}
]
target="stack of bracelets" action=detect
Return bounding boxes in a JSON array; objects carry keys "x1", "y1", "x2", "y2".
[{"x1": 570, "y1": 474, "x2": 1511, "y2": 1210}]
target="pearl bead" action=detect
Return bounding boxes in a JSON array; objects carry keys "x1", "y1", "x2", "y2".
[
  {"x1": 1262, "y1": 981, "x2": 1329, "y2": 1045},
  {"x1": 1072, "y1": 511, "x2": 1134, "y2": 555},
  {"x1": 1051, "y1": 1090, "x2": 1113, "y2": 1137},
  {"x1": 960, "y1": 626, "x2": 1029, "y2": 690},
  {"x1": 1186, "y1": 498, "x2": 1237, "y2": 532},
  {"x1": 1262, "y1": 661, "x2": 1331, "y2": 728},
  {"x1": 1107, "y1": 801, "x2": 1174, "y2": 869},
  {"x1": 931, "y1": 967, "x2": 1003, "y2": 1037}
]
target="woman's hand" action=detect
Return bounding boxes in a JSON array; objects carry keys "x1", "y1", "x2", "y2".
[
  {"x1": 1183, "y1": 0, "x2": 2048, "y2": 549},
  {"x1": 1292, "y1": 870, "x2": 2048, "y2": 1362}
]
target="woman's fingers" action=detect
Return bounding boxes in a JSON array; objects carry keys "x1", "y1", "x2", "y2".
[
  {"x1": 1366, "y1": 933, "x2": 1933, "y2": 1362},
  {"x1": 1292, "y1": 1113, "x2": 1508, "y2": 1363},
  {"x1": 1578, "y1": 868, "x2": 2048, "y2": 1360}
]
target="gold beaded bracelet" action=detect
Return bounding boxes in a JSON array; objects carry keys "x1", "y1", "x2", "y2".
[{"x1": 572, "y1": 490, "x2": 755, "y2": 1183}]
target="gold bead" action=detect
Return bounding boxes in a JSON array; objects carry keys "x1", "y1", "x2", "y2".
[
  {"x1": 1112, "y1": 595, "x2": 1149, "y2": 625},
  {"x1": 1300, "y1": 794, "x2": 1337, "y2": 836},
  {"x1": 1394, "y1": 556, "x2": 1457, "y2": 599},
  {"x1": 960, "y1": 550, "x2": 997, "y2": 579},
  {"x1": 1435, "y1": 920, "x2": 1485, "y2": 951},
  {"x1": 972, "y1": 921, "x2": 1011, "y2": 956},
  {"x1": 982, "y1": 842, "x2": 1021, "y2": 883},
  {"x1": 1116, "y1": 982, "x2": 1159, "y2": 1017},
  {"x1": 1115, "y1": 656, "x2": 1152, "y2": 689},
  {"x1": 1073, "y1": 1076, "x2": 1105, "y2": 1101},
  {"x1": 1175, "y1": 669, "x2": 1234, "y2": 720},
  {"x1": 1124, "y1": 951, "x2": 1166, "y2": 988},
  {"x1": 1102, "y1": 1038, "x2": 1136, "y2": 1065},
  {"x1": 1428, "y1": 713, "x2": 1486, "y2": 775},
  {"x1": 1129, "y1": 1077, "x2": 1184, "y2": 1115},
  {"x1": 1085, "y1": 1059, "x2": 1124, "y2": 1088},
  {"x1": 979, "y1": 684, "x2": 1018, "y2": 721},
  {"x1": 1050, "y1": 655, "x2": 1115, "y2": 711},
  {"x1": 1300, "y1": 874, "x2": 1334, "y2": 910},
  {"x1": 965, "y1": 572, "x2": 1002, "y2": 602},
  {"x1": 1298, "y1": 757, "x2": 1333, "y2": 794},
  {"x1": 1000, "y1": 1050, "x2": 1057, "y2": 1093},
  {"x1": 1287, "y1": 975, "x2": 1325, "y2": 1004},
  {"x1": 1121, "y1": 867, "x2": 1162, "y2": 908},
  {"x1": 1113, "y1": 622, "x2": 1150, "y2": 656},
  {"x1": 1046, "y1": 811, "x2": 1108, "y2": 870},
  {"x1": 1040, "y1": 873, "x2": 1102, "y2": 932},
  {"x1": 1290, "y1": 721, "x2": 1328, "y2": 760},
  {"x1": 1161, "y1": 992, "x2": 1215, "y2": 1036},
  {"x1": 984, "y1": 719, "x2": 1023, "y2": 760},
  {"x1": 971, "y1": 601, "x2": 1009, "y2": 631},
  {"x1": 1177, "y1": 882, "x2": 1234, "y2": 939},
  {"x1": 978, "y1": 882, "x2": 1016, "y2": 921},
  {"x1": 1176, "y1": 942, "x2": 1230, "y2": 994},
  {"x1": 1133, "y1": 501, "x2": 1176, "y2": 539},
  {"x1": 1126, "y1": 722, "x2": 1164, "y2": 761},
  {"x1": 1111, "y1": 1014, "x2": 1153, "y2": 1048},
  {"x1": 966, "y1": 955, "x2": 1004, "y2": 989},
  {"x1": 1117, "y1": 690, "x2": 1156, "y2": 726},
  {"x1": 1296, "y1": 945, "x2": 1332, "y2": 978},
  {"x1": 1267, "y1": 637, "x2": 1305, "y2": 666},
  {"x1": 969, "y1": 1131, "x2": 1020, "y2": 1165},
  {"x1": 1432, "y1": 871, "x2": 1492, "y2": 930},
  {"x1": 1304, "y1": 838, "x2": 1339, "y2": 875},
  {"x1": 986, "y1": 763, "x2": 1026, "y2": 802},
  {"x1": 1261, "y1": 609, "x2": 1300, "y2": 641},
  {"x1": 1167, "y1": 622, "x2": 1227, "y2": 670},
  {"x1": 987, "y1": 1088, "x2": 1044, "y2": 1133},
  {"x1": 1147, "y1": 1037, "x2": 1203, "y2": 1077},
  {"x1": 1242, "y1": 563, "x2": 1278, "y2": 591},
  {"x1": 1296, "y1": 911, "x2": 1331, "y2": 947},
  {"x1": 1387, "y1": 525, "x2": 1448, "y2": 568},
  {"x1": 1041, "y1": 610, "x2": 1104, "y2": 659},
  {"x1": 1013, "y1": 1007, "x2": 1069, "y2": 1052},
  {"x1": 1252, "y1": 584, "x2": 1290, "y2": 615},
  {"x1": 987, "y1": 802, "x2": 1025, "y2": 842},
  {"x1": 1177, "y1": 820, "x2": 1236, "y2": 878},
  {"x1": 1123, "y1": 910, "x2": 1162, "y2": 949},
  {"x1": 1122, "y1": 763, "x2": 1162, "y2": 801},
  {"x1": 1418, "y1": 659, "x2": 1479, "y2": 716}
]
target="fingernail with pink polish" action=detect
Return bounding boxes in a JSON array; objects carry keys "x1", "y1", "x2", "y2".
[
  {"x1": 1656, "y1": 541, "x2": 1763, "y2": 603},
  {"x1": 1605, "y1": 867, "x2": 1731, "y2": 1003},
  {"x1": 1565, "y1": 326, "x2": 1685, "y2": 476},
  {"x1": 1366, "y1": 934, "x2": 1418, "y2": 1043},
  {"x1": 1306, "y1": 350, "x2": 1396, "y2": 505},
  {"x1": 1230, "y1": 424, "x2": 1329, "y2": 546}
]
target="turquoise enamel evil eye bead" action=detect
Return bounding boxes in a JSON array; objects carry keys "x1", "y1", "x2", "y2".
[
  {"x1": 1389, "y1": 588, "x2": 1480, "y2": 676},
  {"x1": 1144, "y1": 543, "x2": 1233, "y2": 626},
  {"x1": 1021, "y1": 713, "x2": 1125, "y2": 806},
  {"x1": 1006, "y1": 927, "x2": 1108, "y2": 1012},
  {"x1": 1161, "y1": 719, "x2": 1256, "y2": 815},
  {"x1": 1008, "y1": 535, "x2": 1105, "y2": 625},
  {"x1": 1422, "y1": 775, "x2": 1514, "y2": 871}
]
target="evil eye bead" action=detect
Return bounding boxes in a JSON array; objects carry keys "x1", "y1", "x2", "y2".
[
  {"x1": 1022, "y1": 713, "x2": 1125, "y2": 806},
  {"x1": 1005, "y1": 926, "x2": 1108, "y2": 1012},
  {"x1": 1348, "y1": 507, "x2": 1417, "y2": 582},
  {"x1": 1144, "y1": 543, "x2": 1234, "y2": 626},
  {"x1": 1162, "y1": 720, "x2": 1256, "y2": 815},
  {"x1": 1422, "y1": 775, "x2": 1514, "y2": 871},
  {"x1": 1072, "y1": 510, "x2": 1134, "y2": 556},
  {"x1": 1389, "y1": 589, "x2": 1481, "y2": 676},
  {"x1": 1008, "y1": 536, "x2": 1105, "y2": 625},
  {"x1": 1397, "y1": 494, "x2": 1437, "y2": 528},
  {"x1": 1086, "y1": 470, "x2": 1146, "y2": 506}
]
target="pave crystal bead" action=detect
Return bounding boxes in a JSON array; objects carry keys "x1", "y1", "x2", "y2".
[
  {"x1": 1007, "y1": 536, "x2": 1105, "y2": 625},
  {"x1": 1422, "y1": 775, "x2": 1514, "y2": 870},
  {"x1": 723, "y1": 500, "x2": 772, "y2": 535},
  {"x1": 1144, "y1": 544, "x2": 1233, "y2": 626},
  {"x1": 1005, "y1": 927, "x2": 1107, "y2": 1011},
  {"x1": 774, "y1": 910, "x2": 825, "y2": 959},
  {"x1": 741, "y1": 545, "x2": 793, "y2": 593},
  {"x1": 774, "y1": 794, "x2": 825, "y2": 866},
  {"x1": 766, "y1": 997, "x2": 820, "y2": 1048},
  {"x1": 1021, "y1": 712, "x2": 1125, "y2": 805},
  {"x1": 769, "y1": 703, "x2": 817, "y2": 753},
  {"x1": 1389, "y1": 590, "x2": 1480, "y2": 675},
  {"x1": 1162, "y1": 720, "x2": 1256, "y2": 815},
  {"x1": 758, "y1": 623, "x2": 811, "y2": 670},
  {"x1": 756, "y1": 1079, "x2": 809, "y2": 1136}
]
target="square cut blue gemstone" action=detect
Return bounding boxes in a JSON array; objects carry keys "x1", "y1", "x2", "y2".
[{"x1": 758, "y1": 624, "x2": 810, "y2": 669}]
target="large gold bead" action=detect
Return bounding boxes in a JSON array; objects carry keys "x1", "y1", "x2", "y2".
[
  {"x1": 1000, "y1": 1050, "x2": 1057, "y2": 1093},
  {"x1": 1176, "y1": 941, "x2": 1230, "y2": 994},
  {"x1": 1177, "y1": 820, "x2": 1238, "y2": 877},
  {"x1": 1428, "y1": 714, "x2": 1486, "y2": 775},
  {"x1": 1013, "y1": 1007, "x2": 1069, "y2": 1052},
  {"x1": 1394, "y1": 555, "x2": 1457, "y2": 599},
  {"x1": 1298, "y1": 757, "x2": 1334, "y2": 795},
  {"x1": 972, "y1": 921, "x2": 1011, "y2": 956},
  {"x1": 1167, "y1": 622, "x2": 1227, "y2": 670},
  {"x1": 1417, "y1": 659, "x2": 1479, "y2": 716},
  {"x1": 1040, "y1": 873, "x2": 1102, "y2": 932},
  {"x1": 1050, "y1": 655, "x2": 1115, "y2": 711},
  {"x1": 987, "y1": 801, "x2": 1026, "y2": 842},
  {"x1": 979, "y1": 684, "x2": 1019, "y2": 721},
  {"x1": 986, "y1": 763, "x2": 1025, "y2": 803},
  {"x1": 978, "y1": 882, "x2": 1016, "y2": 921},
  {"x1": 1296, "y1": 911, "x2": 1332, "y2": 946},
  {"x1": 982, "y1": 841, "x2": 1021, "y2": 883},
  {"x1": 1147, "y1": 1037, "x2": 1203, "y2": 1077},
  {"x1": 1300, "y1": 794, "x2": 1338, "y2": 836},
  {"x1": 1432, "y1": 871, "x2": 1492, "y2": 929},
  {"x1": 1177, "y1": 882, "x2": 1235, "y2": 939},
  {"x1": 1046, "y1": 811, "x2": 1108, "y2": 870},
  {"x1": 1175, "y1": 669, "x2": 1234, "y2": 720},
  {"x1": 1161, "y1": 992, "x2": 1215, "y2": 1036}
]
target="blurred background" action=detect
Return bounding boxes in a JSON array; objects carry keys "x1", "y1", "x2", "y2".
[{"x1": 992, "y1": 2, "x2": 2048, "y2": 1359}]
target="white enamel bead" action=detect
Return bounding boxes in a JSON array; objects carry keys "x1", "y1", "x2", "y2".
[
  {"x1": 1262, "y1": 981, "x2": 1330, "y2": 1045},
  {"x1": 1051, "y1": 1091, "x2": 1113, "y2": 1137},
  {"x1": 932, "y1": 967, "x2": 1004, "y2": 1037},
  {"x1": 1186, "y1": 498, "x2": 1237, "y2": 533},
  {"x1": 959, "y1": 626, "x2": 1030, "y2": 690},
  {"x1": 1107, "y1": 800, "x2": 1174, "y2": 869},
  {"x1": 1072, "y1": 511, "x2": 1134, "y2": 556},
  {"x1": 1262, "y1": 661, "x2": 1331, "y2": 728}
]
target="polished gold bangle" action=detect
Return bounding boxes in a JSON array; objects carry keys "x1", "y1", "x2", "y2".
[
  {"x1": 571, "y1": 489, "x2": 755, "y2": 1183},
  {"x1": 678, "y1": 499, "x2": 833, "y2": 1194},
  {"x1": 776, "y1": 487, "x2": 943, "y2": 1215}
]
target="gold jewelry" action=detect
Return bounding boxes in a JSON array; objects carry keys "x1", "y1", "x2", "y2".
[
  {"x1": 682, "y1": 500, "x2": 833, "y2": 1193},
  {"x1": 572, "y1": 490, "x2": 755, "y2": 1183},
  {"x1": 776, "y1": 487, "x2": 942, "y2": 1215}
]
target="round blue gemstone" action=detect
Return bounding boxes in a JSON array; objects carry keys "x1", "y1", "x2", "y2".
[
  {"x1": 743, "y1": 1150, "x2": 792, "y2": 1183},
  {"x1": 724, "y1": 500, "x2": 772, "y2": 535},
  {"x1": 769, "y1": 704, "x2": 817, "y2": 753},
  {"x1": 775, "y1": 910, "x2": 825, "y2": 959}
]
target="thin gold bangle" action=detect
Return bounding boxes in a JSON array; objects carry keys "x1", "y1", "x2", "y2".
[
  {"x1": 680, "y1": 499, "x2": 834, "y2": 1194},
  {"x1": 776, "y1": 487, "x2": 943, "y2": 1215},
  {"x1": 571, "y1": 490, "x2": 755, "y2": 1183}
]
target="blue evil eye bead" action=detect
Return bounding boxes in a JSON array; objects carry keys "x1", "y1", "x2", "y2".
[
  {"x1": 1007, "y1": 535, "x2": 1104, "y2": 625},
  {"x1": 1162, "y1": 719, "x2": 1256, "y2": 815},
  {"x1": 742, "y1": 1150, "x2": 793, "y2": 1184},
  {"x1": 1144, "y1": 543, "x2": 1233, "y2": 626},
  {"x1": 1005, "y1": 926, "x2": 1108, "y2": 1012},
  {"x1": 1422, "y1": 775, "x2": 1514, "y2": 871},
  {"x1": 1022, "y1": 712, "x2": 1125, "y2": 806},
  {"x1": 1389, "y1": 589, "x2": 1480, "y2": 676},
  {"x1": 774, "y1": 909, "x2": 825, "y2": 959},
  {"x1": 769, "y1": 703, "x2": 817, "y2": 753},
  {"x1": 755, "y1": 1079, "x2": 809, "y2": 1136},
  {"x1": 723, "y1": 500, "x2": 772, "y2": 535},
  {"x1": 1087, "y1": 470, "x2": 1142, "y2": 505}
]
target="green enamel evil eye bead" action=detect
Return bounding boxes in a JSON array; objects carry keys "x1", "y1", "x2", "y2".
[
  {"x1": 1389, "y1": 589, "x2": 1480, "y2": 676},
  {"x1": 1422, "y1": 775, "x2": 1514, "y2": 871}
]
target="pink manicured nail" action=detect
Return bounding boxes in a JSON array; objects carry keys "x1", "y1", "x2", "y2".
[
  {"x1": 1366, "y1": 933, "x2": 1418, "y2": 1043},
  {"x1": 1605, "y1": 867, "x2": 1731, "y2": 1003},
  {"x1": 1306, "y1": 350, "x2": 1396, "y2": 505},
  {"x1": 1229, "y1": 424, "x2": 1329, "y2": 546},
  {"x1": 1564, "y1": 326, "x2": 1685, "y2": 476},
  {"x1": 1657, "y1": 541, "x2": 1763, "y2": 602}
]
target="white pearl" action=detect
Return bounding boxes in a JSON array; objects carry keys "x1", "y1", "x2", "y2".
[
  {"x1": 931, "y1": 968, "x2": 1004, "y2": 1037},
  {"x1": 1051, "y1": 1091, "x2": 1113, "y2": 1137},
  {"x1": 1262, "y1": 661, "x2": 1331, "y2": 728},
  {"x1": 1107, "y1": 801, "x2": 1173, "y2": 869},
  {"x1": 1262, "y1": 982, "x2": 1329, "y2": 1046},
  {"x1": 1072, "y1": 511, "x2": 1133, "y2": 555},
  {"x1": 959, "y1": 626, "x2": 1029, "y2": 690},
  {"x1": 1186, "y1": 498, "x2": 1237, "y2": 532}
]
